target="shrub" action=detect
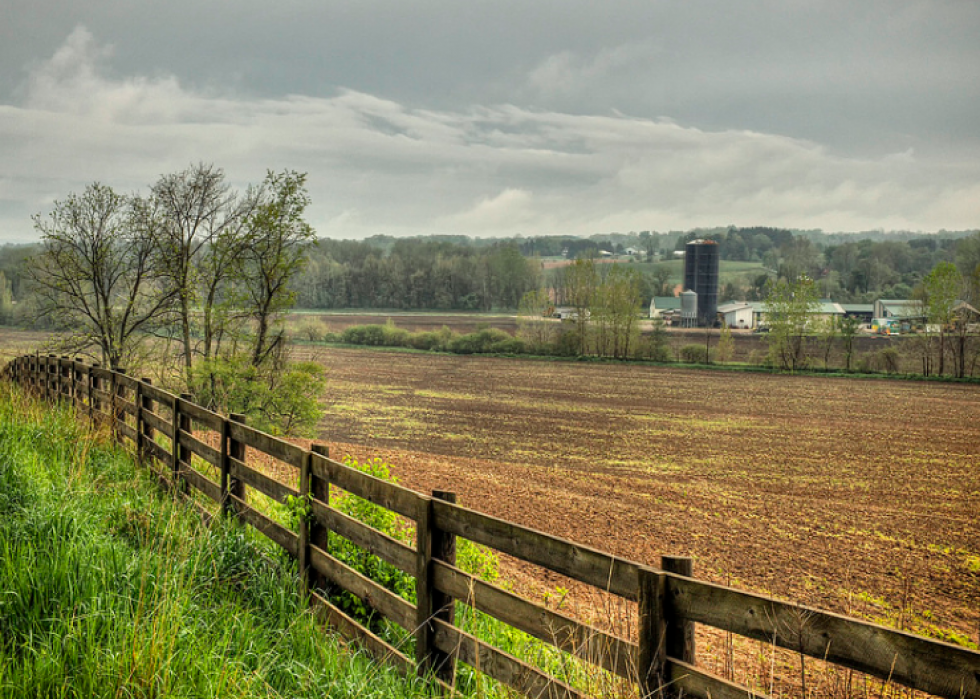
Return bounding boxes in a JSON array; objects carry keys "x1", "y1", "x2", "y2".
[
  {"x1": 291, "y1": 319, "x2": 330, "y2": 343},
  {"x1": 448, "y1": 328, "x2": 524, "y2": 355},
  {"x1": 409, "y1": 331, "x2": 442, "y2": 350},
  {"x1": 553, "y1": 327, "x2": 583, "y2": 357},
  {"x1": 341, "y1": 324, "x2": 387, "y2": 346},
  {"x1": 859, "y1": 347, "x2": 902, "y2": 374},
  {"x1": 190, "y1": 356, "x2": 326, "y2": 437},
  {"x1": 380, "y1": 322, "x2": 411, "y2": 348},
  {"x1": 679, "y1": 343, "x2": 714, "y2": 364}
]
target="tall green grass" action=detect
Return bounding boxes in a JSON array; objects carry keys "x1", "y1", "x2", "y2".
[{"x1": 0, "y1": 384, "x2": 430, "y2": 698}]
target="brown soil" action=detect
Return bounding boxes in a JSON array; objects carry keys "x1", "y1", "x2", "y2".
[{"x1": 294, "y1": 346, "x2": 980, "y2": 652}]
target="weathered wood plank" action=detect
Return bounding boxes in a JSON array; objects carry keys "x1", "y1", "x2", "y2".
[
  {"x1": 118, "y1": 398, "x2": 138, "y2": 418},
  {"x1": 309, "y1": 499, "x2": 416, "y2": 574},
  {"x1": 116, "y1": 420, "x2": 137, "y2": 444},
  {"x1": 309, "y1": 545, "x2": 416, "y2": 632},
  {"x1": 309, "y1": 591, "x2": 415, "y2": 674},
  {"x1": 227, "y1": 421, "x2": 305, "y2": 469},
  {"x1": 432, "y1": 559, "x2": 636, "y2": 681},
  {"x1": 114, "y1": 373, "x2": 138, "y2": 390},
  {"x1": 178, "y1": 431, "x2": 221, "y2": 467},
  {"x1": 228, "y1": 495, "x2": 299, "y2": 558},
  {"x1": 432, "y1": 500, "x2": 639, "y2": 601},
  {"x1": 228, "y1": 456, "x2": 299, "y2": 502},
  {"x1": 144, "y1": 438, "x2": 172, "y2": 467},
  {"x1": 310, "y1": 453, "x2": 426, "y2": 521},
  {"x1": 431, "y1": 618, "x2": 593, "y2": 699},
  {"x1": 668, "y1": 575, "x2": 980, "y2": 699},
  {"x1": 180, "y1": 466, "x2": 222, "y2": 504},
  {"x1": 90, "y1": 407, "x2": 113, "y2": 423},
  {"x1": 139, "y1": 381, "x2": 175, "y2": 405},
  {"x1": 666, "y1": 658, "x2": 771, "y2": 699},
  {"x1": 142, "y1": 410, "x2": 172, "y2": 437},
  {"x1": 176, "y1": 398, "x2": 224, "y2": 431},
  {"x1": 90, "y1": 387, "x2": 113, "y2": 404}
]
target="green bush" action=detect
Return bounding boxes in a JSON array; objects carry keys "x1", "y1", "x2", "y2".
[
  {"x1": 291, "y1": 319, "x2": 330, "y2": 343},
  {"x1": 190, "y1": 356, "x2": 326, "y2": 436},
  {"x1": 328, "y1": 456, "x2": 417, "y2": 622},
  {"x1": 679, "y1": 344, "x2": 714, "y2": 364},
  {"x1": 859, "y1": 347, "x2": 901, "y2": 374},
  {"x1": 449, "y1": 328, "x2": 524, "y2": 355},
  {"x1": 341, "y1": 324, "x2": 387, "y2": 346},
  {"x1": 409, "y1": 331, "x2": 441, "y2": 350},
  {"x1": 380, "y1": 323, "x2": 411, "y2": 347}
]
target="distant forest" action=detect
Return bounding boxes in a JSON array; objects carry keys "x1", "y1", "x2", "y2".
[
  {"x1": 2, "y1": 226, "x2": 979, "y2": 322},
  {"x1": 289, "y1": 227, "x2": 980, "y2": 311}
]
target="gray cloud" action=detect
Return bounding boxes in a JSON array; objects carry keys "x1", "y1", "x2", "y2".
[{"x1": 2, "y1": 3, "x2": 978, "y2": 242}]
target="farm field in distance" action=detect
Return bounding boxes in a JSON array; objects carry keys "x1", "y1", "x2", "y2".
[{"x1": 296, "y1": 345, "x2": 980, "y2": 652}]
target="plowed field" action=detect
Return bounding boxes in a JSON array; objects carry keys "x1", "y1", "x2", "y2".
[{"x1": 297, "y1": 346, "x2": 980, "y2": 652}]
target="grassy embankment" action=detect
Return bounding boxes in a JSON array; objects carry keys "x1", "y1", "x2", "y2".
[
  {"x1": 0, "y1": 379, "x2": 628, "y2": 699},
  {"x1": 0, "y1": 382, "x2": 430, "y2": 698}
]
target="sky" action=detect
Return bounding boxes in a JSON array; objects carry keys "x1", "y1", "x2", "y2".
[{"x1": 2, "y1": 0, "x2": 979, "y2": 243}]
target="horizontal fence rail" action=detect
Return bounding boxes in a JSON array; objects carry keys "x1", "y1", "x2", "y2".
[{"x1": 4, "y1": 353, "x2": 979, "y2": 699}]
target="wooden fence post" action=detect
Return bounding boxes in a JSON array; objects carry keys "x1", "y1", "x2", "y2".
[
  {"x1": 47, "y1": 354, "x2": 56, "y2": 401},
  {"x1": 72, "y1": 361, "x2": 81, "y2": 410},
  {"x1": 300, "y1": 444, "x2": 331, "y2": 596},
  {"x1": 173, "y1": 394, "x2": 192, "y2": 494},
  {"x1": 661, "y1": 555, "x2": 695, "y2": 665},
  {"x1": 112, "y1": 368, "x2": 126, "y2": 444},
  {"x1": 91, "y1": 363, "x2": 102, "y2": 423},
  {"x1": 60, "y1": 356, "x2": 70, "y2": 401},
  {"x1": 416, "y1": 490, "x2": 457, "y2": 685},
  {"x1": 138, "y1": 378, "x2": 153, "y2": 464},
  {"x1": 638, "y1": 565, "x2": 667, "y2": 698},
  {"x1": 222, "y1": 413, "x2": 247, "y2": 517}
]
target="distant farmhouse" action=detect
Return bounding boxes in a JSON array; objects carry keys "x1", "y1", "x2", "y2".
[{"x1": 653, "y1": 296, "x2": 884, "y2": 331}]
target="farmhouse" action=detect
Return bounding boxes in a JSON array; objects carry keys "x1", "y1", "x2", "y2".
[
  {"x1": 841, "y1": 303, "x2": 874, "y2": 324},
  {"x1": 648, "y1": 296, "x2": 681, "y2": 320},
  {"x1": 716, "y1": 301, "x2": 754, "y2": 329},
  {"x1": 873, "y1": 299, "x2": 923, "y2": 322}
]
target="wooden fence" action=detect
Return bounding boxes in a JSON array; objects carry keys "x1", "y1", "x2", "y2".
[{"x1": 5, "y1": 353, "x2": 980, "y2": 699}]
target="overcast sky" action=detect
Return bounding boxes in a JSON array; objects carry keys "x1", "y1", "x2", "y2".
[{"x1": 2, "y1": 0, "x2": 978, "y2": 243}]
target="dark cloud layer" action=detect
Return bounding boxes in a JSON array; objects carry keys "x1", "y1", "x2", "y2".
[{"x1": 2, "y1": 1, "x2": 978, "y2": 241}]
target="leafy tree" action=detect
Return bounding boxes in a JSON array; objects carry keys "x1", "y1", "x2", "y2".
[
  {"x1": 815, "y1": 315, "x2": 839, "y2": 368},
  {"x1": 716, "y1": 322, "x2": 734, "y2": 363},
  {"x1": 642, "y1": 316, "x2": 671, "y2": 362},
  {"x1": 763, "y1": 275, "x2": 819, "y2": 371},
  {"x1": 917, "y1": 261, "x2": 965, "y2": 376},
  {"x1": 955, "y1": 232, "x2": 980, "y2": 307},
  {"x1": 238, "y1": 170, "x2": 316, "y2": 368},
  {"x1": 191, "y1": 355, "x2": 326, "y2": 436},
  {"x1": 0, "y1": 271, "x2": 13, "y2": 325},
  {"x1": 838, "y1": 316, "x2": 860, "y2": 373},
  {"x1": 563, "y1": 257, "x2": 598, "y2": 355},
  {"x1": 592, "y1": 265, "x2": 642, "y2": 359},
  {"x1": 27, "y1": 184, "x2": 175, "y2": 369},
  {"x1": 516, "y1": 288, "x2": 556, "y2": 353}
]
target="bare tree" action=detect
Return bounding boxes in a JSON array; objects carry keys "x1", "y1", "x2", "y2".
[
  {"x1": 151, "y1": 163, "x2": 258, "y2": 380},
  {"x1": 28, "y1": 184, "x2": 175, "y2": 369}
]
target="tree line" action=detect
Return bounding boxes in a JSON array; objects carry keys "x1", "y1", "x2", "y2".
[
  {"x1": 5, "y1": 225, "x2": 978, "y2": 319},
  {"x1": 24, "y1": 164, "x2": 324, "y2": 436},
  {"x1": 293, "y1": 238, "x2": 541, "y2": 311},
  {"x1": 761, "y1": 260, "x2": 979, "y2": 378}
]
